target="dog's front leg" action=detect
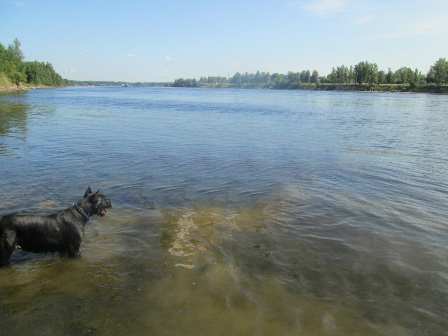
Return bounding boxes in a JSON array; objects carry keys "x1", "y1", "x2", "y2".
[{"x1": 67, "y1": 243, "x2": 81, "y2": 258}]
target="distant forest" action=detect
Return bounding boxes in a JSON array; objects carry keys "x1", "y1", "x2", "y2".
[
  {"x1": 172, "y1": 58, "x2": 448, "y2": 89},
  {"x1": 0, "y1": 38, "x2": 65, "y2": 87},
  {"x1": 65, "y1": 80, "x2": 170, "y2": 87},
  {"x1": 2, "y1": 38, "x2": 446, "y2": 91}
]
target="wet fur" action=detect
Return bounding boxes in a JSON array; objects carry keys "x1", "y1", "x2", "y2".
[{"x1": 0, "y1": 187, "x2": 111, "y2": 267}]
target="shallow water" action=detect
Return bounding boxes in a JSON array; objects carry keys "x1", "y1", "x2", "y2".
[{"x1": 0, "y1": 87, "x2": 447, "y2": 335}]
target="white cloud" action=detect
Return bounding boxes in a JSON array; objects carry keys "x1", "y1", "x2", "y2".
[
  {"x1": 127, "y1": 54, "x2": 137, "y2": 58},
  {"x1": 232, "y1": 60, "x2": 240, "y2": 66},
  {"x1": 364, "y1": 16, "x2": 448, "y2": 40},
  {"x1": 4, "y1": 1, "x2": 24, "y2": 6},
  {"x1": 307, "y1": 0, "x2": 347, "y2": 16},
  {"x1": 355, "y1": 15, "x2": 372, "y2": 25},
  {"x1": 412, "y1": 17, "x2": 448, "y2": 36},
  {"x1": 165, "y1": 56, "x2": 174, "y2": 62},
  {"x1": 78, "y1": 52, "x2": 94, "y2": 58}
]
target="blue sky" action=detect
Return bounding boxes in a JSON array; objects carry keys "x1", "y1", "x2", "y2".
[{"x1": 1, "y1": 0, "x2": 447, "y2": 82}]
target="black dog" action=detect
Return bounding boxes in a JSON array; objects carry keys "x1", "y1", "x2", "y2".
[{"x1": 0, "y1": 187, "x2": 111, "y2": 267}]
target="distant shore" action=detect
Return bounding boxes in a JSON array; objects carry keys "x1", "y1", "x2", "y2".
[
  {"x1": 310, "y1": 84, "x2": 448, "y2": 94},
  {"x1": 2, "y1": 83, "x2": 447, "y2": 95},
  {"x1": 191, "y1": 83, "x2": 448, "y2": 94}
]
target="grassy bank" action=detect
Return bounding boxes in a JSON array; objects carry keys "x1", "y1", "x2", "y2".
[{"x1": 0, "y1": 72, "x2": 15, "y2": 88}]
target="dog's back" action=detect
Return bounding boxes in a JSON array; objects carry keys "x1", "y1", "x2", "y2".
[{"x1": 2, "y1": 213, "x2": 76, "y2": 253}]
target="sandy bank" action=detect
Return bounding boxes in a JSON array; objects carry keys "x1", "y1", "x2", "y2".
[{"x1": 0, "y1": 85, "x2": 33, "y2": 91}]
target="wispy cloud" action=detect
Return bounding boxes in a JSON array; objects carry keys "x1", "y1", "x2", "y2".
[
  {"x1": 165, "y1": 56, "x2": 174, "y2": 62},
  {"x1": 364, "y1": 16, "x2": 448, "y2": 40},
  {"x1": 3, "y1": 1, "x2": 25, "y2": 6},
  {"x1": 127, "y1": 54, "x2": 137, "y2": 58},
  {"x1": 306, "y1": 0, "x2": 347, "y2": 16},
  {"x1": 78, "y1": 52, "x2": 95, "y2": 58},
  {"x1": 355, "y1": 15, "x2": 373, "y2": 25},
  {"x1": 232, "y1": 60, "x2": 240, "y2": 67}
]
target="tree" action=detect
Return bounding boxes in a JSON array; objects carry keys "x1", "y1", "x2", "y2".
[
  {"x1": 385, "y1": 68, "x2": 395, "y2": 84},
  {"x1": 348, "y1": 66, "x2": 354, "y2": 84},
  {"x1": 304, "y1": 70, "x2": 311, "y2": 83},
  {"x1": 394, "y1": 67, "x2": 414, "y2": 84},
  {"x1": 378, "y1": 70, "x2": 386, "y2": 84},
  {"x1": 287, "y1": 71, "x2": 300, "y2": 87},
  {"x1": 0, "y1": 43, "x2": 6, "y2": 73},
  {"x1": 353, "y1": 61, "x2": 366, "y2": 85},
  {"x1": 366, "y1": 62, "x2": 378, "y2": 84},
  {"x1": 270, "y1": 73, "x2": 288, "y2": 89},
  {"x1": 7, "y1": 38, "x2": 25, "y2": 64},
  {"x1": 311, "y1": 69, "x2": 319, "y2": 84},
  {"x1": 426, "y1": 67, "x2": 436, "y2": 84},
  {"x1": 231, "y1": 72, "x2": 242, "y2": 85},
  {"x1": 432, "y1": 58, "x2": 448, "y2": 84},
  {"x1": 1, "y1": 38, "x2": 26, "y2": 84}
]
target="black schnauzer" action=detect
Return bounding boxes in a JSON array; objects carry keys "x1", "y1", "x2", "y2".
[{"x1": 0, "y1": 187, "x2": 111, "y2": 267}]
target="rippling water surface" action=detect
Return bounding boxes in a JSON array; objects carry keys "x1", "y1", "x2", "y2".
[{"x1": 1, "y1": 87, "x2": 447, "y2": 335}]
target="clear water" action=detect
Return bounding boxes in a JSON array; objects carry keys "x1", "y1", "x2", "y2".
[{"x1": 1, "y1": 87, "x2": 447, "y2": 335}]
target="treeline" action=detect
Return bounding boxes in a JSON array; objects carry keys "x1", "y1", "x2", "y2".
[
  {"x1": 66, "y1": 80, "x2": 170, "y2": 87},
  {"x1": 0, "y1": 38, "x2": 65, "y2": 87},
  {"x1": 172, "y1": 58, "x2": 448, "y2": 89}
]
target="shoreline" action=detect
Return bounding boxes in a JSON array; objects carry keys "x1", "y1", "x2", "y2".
[
  {"x1": 0, "y1": 85, "x2": 66, "y2": 92},
  {"x1": 0, "y1": 85, "x2": 33, "y2": 91},
  {"x1": 0, "y1": 85, "x2": 30, "y2": 92},
  {"x1": 2, "y1": 83, "x2": 447, "y2": 95},
  {"x1": 192, "y1": 83, "x2": 448, "y2": 94}
]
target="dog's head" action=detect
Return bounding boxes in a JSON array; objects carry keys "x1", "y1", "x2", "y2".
[{"x1": 83, "y1": 186, "x2": 112, "y2": 217}]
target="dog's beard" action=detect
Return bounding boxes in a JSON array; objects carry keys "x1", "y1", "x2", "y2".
[
  {"x1": 95, "y1": 197, "x2": 112, "y2": 217},
  {"x1": 98, "y1": 207, "x2": 109, "y2": 216}
]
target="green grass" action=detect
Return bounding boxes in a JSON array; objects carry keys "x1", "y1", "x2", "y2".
[{"x1": 0, "y1": 72, "x2": 14, "y2": 87}]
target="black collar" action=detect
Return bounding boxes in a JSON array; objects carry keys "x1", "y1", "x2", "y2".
[{"x1": 73, "y1": 204, "x2": 90, "y2": 221}]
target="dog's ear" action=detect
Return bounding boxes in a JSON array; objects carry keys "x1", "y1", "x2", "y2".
[
  {"x1": 94, "y1": 189, "x2": 100, "y2": 201},
  {"x1": 84, "y1": 186, "x2": 92, "y2": 198}
]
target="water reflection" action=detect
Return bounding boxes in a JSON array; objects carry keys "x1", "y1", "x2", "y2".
[
  {"x1": 0, "y1": 100, "x2": 29, "y2": 155},
  {"x1": 1, "y1": 88, "x2": 447, "y2": 335}
]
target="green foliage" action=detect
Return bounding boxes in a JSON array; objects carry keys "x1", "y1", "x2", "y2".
[
  {"x1": 327, "y1": 65, "x2": 350, "y2": 84},
  {"x1": 0, "y1": 39, "x2": 26, "y2": 85},
  {"x1": 311, "y1": 70, "x2": 319, "y2": 84},
  {"x1": 0, "y1": 38, "x2": 65, "y2": 87},
  {"x1": 172, "y1": 78, "x2": 198, "y2": 87},
  {"x1": 24, "y1": 61, "x2": 65, "y2": 86},
  {"x1": 0, "y1": 72, "x2": 14, "y2": 86},
  {"x1": 352, "y1": 61, "x2": 378, "y2": 85},
  {"x1": 378, "y1": 70, "x2": 386, "y2": 84},
  {"x1": 430, "y1": 58, "x2": 448, "y2": 84},
  {"x1": 171, "y1": 56, "x2": 447, "y2": 90},
  {"x1": 385, "y1": 68, "x2": 395, "y2": 84}
]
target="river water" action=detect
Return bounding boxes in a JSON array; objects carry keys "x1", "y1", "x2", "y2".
[{"x1": 0, "y1": 87, "x2": 447, "y2": 335}]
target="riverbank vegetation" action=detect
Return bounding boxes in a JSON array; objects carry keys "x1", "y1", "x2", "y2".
[
  {"x1": 65, "y1": 80, "x2": 170, "y2": 87},
  {"x1": 0, "y1": 39, "x2": 65, "y2": 89},
  {"x1": 172, "y1": 58, "x2": 448, "y2": 93}
]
